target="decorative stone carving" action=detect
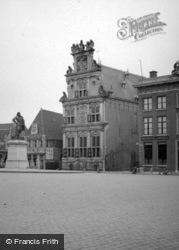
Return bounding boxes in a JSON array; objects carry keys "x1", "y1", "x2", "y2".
[
  {"x1": 85, "y1": 39, "x2": 94, "y2": 50},
  {"x1": 98, "y1": 85, "x2": 113, "y2": 97},
  {"x1": 77, "y1": 56, "x2": 87, "y2": 72},
  {"x1": 172, "y1": 61, "x2": 179, "y2": 76},
  {"x1": 71, "y1": 39, "x2": 94, "y2": 54},
  {"x1": 121, "y1": 71, "x2": 129, "y2": 88},
  {"x1": 78, "y1": 104, "x2": 87, "y2": 123},
  {"x1": 92, "y1": 59, "x2": 101, "y2": 70},
  {"x1": 77, "y1": 78, "x2": 87, "y2": 88},
  {"x1": 66, "y1": 66, "x2": 73, "y2": 75},
  {"x1": 59, "y1": 92, "x2": 68, "y2": 102},
  {"x1": 79, "y1": 40, "x2": 85, "y2": 51},
  {"x1": 98, "y1": 85, "x2": 108, "y2": 96}
]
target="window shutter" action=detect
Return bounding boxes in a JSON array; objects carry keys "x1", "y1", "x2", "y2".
[
  {"x1": 87, "y1": 114, "x2": 91, "y2": 122},
  {"x1": 63, "y1": 148, "x2": 67, "y2": 158},
  {"x1": 75, "y1": 91, "x2": 79, "y2": 98},
  {"x1": 97, "y1": 114, "x2": 100, "y2": 122},
  {"x1": 88, "y1": 148, "x2": 92, "y2": 157},
  {"x1": 75, "y1": 148, "x2": 79, "y2": 157},
  {"x1": 85, "y1": 90, "x2": 88, "y2": 96}
]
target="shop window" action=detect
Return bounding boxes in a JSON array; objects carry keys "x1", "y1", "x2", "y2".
[
  {"x1": 144, "y1": 143, "x2": 153, "y2": 164},
  {"x1": 158, "y1": 143, "x2": 167, "y2": 165}
]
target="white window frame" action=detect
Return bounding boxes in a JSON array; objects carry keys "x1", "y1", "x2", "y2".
[
  {"x1": 144, "y1": 117, "x2": 153, "y2": 135},
  {"x1": 157, "y1": 116, "x2": 167, "y2": 135},
  {"x1": 157, "y1": 96, "x2": 166, "y2": 110},
  {"x1": 143, "y1": 98, "x2": 152, "y2": 111}
]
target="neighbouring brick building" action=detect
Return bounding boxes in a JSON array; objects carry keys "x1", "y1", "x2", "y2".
[
  {"x1": 134, "y1": 62, "x2": 179, "y2": 173},
  {"x1": 25, "y1": 109, "x2": 63, "y2": 170},
  {"x1": 60, "y1": 40, "x2": 142, "y2": 171}
]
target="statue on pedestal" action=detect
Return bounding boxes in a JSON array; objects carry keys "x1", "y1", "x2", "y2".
[
  {"x1": 6, "y1": 112, "x2": 28, "y2": 169},
  {"x1": 11, "y1": 112, "x2": 25, "y2": 140}
]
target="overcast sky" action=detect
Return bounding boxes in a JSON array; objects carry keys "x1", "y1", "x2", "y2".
[{"x1": 0, "y1": 0, "x2": 179, "y2": 127}]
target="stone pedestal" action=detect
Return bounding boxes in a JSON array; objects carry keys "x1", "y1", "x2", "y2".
[{"x1": 6, "y1": 140, "x2": 29, "y2": 169}]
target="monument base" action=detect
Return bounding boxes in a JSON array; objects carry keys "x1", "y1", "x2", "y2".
[{"x1": 6, "y1": 140, "x2": 29, "y2": 169}]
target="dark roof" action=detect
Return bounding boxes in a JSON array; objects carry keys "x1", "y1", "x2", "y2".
[
  {"x1": 0, "y1": 123, "x2": 13, "y2": 142},
  {"x1": 0, "y1": 123, "x2": 13, "y2": 130},
  {"x1": 134, "y1": 74, "x2": 179, "y2": 88},
  {"x1": 26, "y1": 109, "x2": 63, "y2": 140},
  {"x1": 101, "y1": 65, "x2": 143, "y2": 100}
]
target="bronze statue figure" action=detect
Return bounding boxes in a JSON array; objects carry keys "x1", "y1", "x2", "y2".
[{"x1": 11, "y1": 112, "x2": 25, "y2": 139}]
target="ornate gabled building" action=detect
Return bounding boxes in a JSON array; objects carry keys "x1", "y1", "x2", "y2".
[{"x1": 60, "y1": 40, "x2": 143, "y2": 171}]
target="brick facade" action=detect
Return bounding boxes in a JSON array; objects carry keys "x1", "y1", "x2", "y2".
[{"x1": 135, "y1": 66, "x2": 179, "y2": 173}]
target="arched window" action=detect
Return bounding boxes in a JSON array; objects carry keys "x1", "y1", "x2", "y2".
[{"x1": 91, "y1": 132, "x2": 100, "y2": 157}]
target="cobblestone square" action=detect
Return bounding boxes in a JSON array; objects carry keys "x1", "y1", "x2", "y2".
[{"x1": 0, "y1": 172, "x2": 179, "y2": 249}]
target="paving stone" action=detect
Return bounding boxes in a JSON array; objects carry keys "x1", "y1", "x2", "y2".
[{"x1": 0, "y1": 172, "x2": 179, "y2": 249}]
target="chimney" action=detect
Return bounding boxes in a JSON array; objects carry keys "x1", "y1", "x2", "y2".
[{"x1": 149, "y1": 71, "x2": 157, "y2": 78}]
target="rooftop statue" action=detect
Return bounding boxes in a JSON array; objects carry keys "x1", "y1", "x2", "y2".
[
  {"x1": 66, "y1": 66, "x2": 73, "y2": 74},
  {"x1": 59, "y1": 92, "x2": 68, "y2": 103},
  {"x1": 85, "y1": 39, "x2": 94, "y2": 50},
  {"x1": 172, "y1": 60, "x2": 179, "y2": 75},
  {"x1": 92, "y1": 59, "x2": 101, "y2": 70},
  {"x1": 11, "y1": 112, "x2": 25, "y2": 140},
  {"x1": 71, "y1": 39, "x2": 94, "y2": 54}
]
